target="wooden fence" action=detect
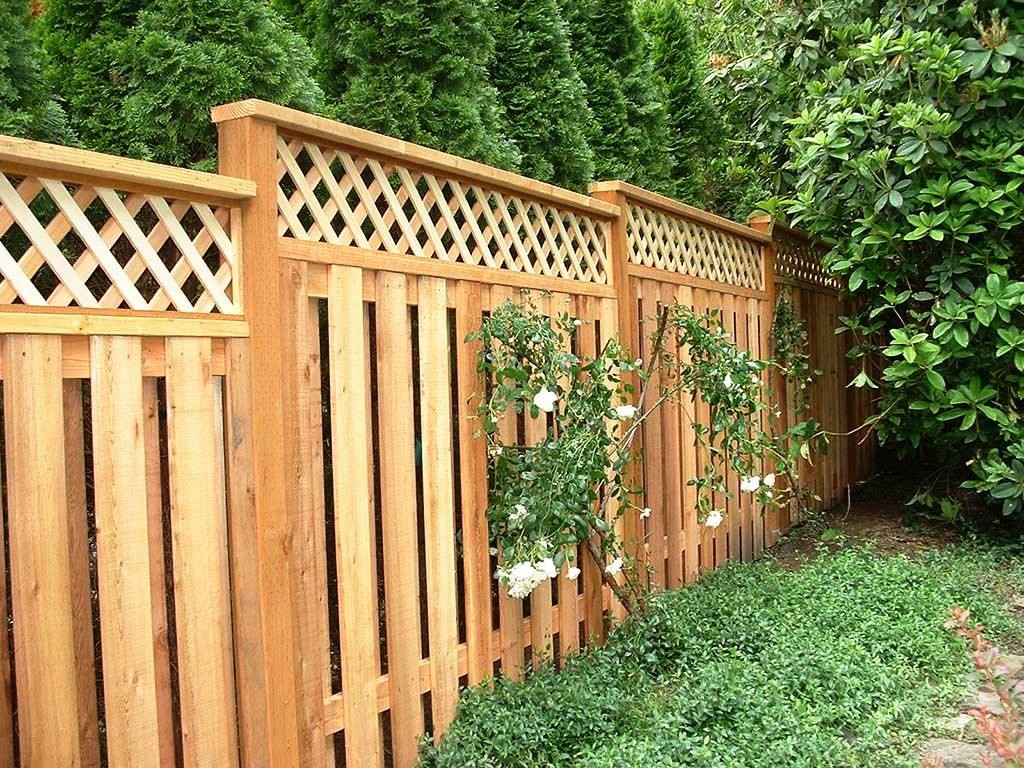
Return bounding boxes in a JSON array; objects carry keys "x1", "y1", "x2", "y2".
[{"x1": 0, "y1": 102, "x2": 876, "y2": 768}]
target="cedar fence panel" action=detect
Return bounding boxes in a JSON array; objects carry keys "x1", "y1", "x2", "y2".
[{"x1": 0, "y1": 102, "x2": 877, "y2": 768}]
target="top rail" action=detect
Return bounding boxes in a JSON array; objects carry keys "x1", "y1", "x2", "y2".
[
  {"x1": 212, "y1": 100, "x2": 618, "y2": 219},
  {"x1": 590, "y1": 180, "x2": 770, "y2": 243},
  {"x1": 0, "y1": 135, "x2": 256, "y2": 203}
]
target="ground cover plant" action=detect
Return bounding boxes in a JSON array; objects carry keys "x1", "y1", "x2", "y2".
[{"x1": 419, "y1": 544, "x2": 1023, "y2": 767}]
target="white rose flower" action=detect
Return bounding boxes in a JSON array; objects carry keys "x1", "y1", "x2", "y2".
[
  {"x1": 533, "y1": 386, "x2": 558, "y2": 413},
  {"x1": 505, "y1": 561, "x2": 544, "y2": 599},
  {"x1": 535, "y1": 558, "x2": 558, "y2": 580},
  {"x1": 566, "y1": 566, "x2": 581, "y2": 581},
  {"x1": 605, "y1": 557, "x2": 623, "y2": 576},
  {"x1": 640, "y1": 507, "x2": 652, "y2": 519},
  {"x1": 573, "y1": 318, "x2": 583, "y2": 327},
  {"x1": 705, "y1": 510, "x2": 724, "y2": 528},
  {"x1": 509, "y1": 504, "x2": 528, "y2": 526},
  {"x1": 740, "y1": 475, "x2": 761, "y2": 492},
  {"x1": 615, "y1": 404, "x2": 638, "y2": 420},
  {"x1": 724, "y1": 373, "x2": 734, "y2": 389},
  {"x1": 763, "y1": 473, "x2": 776, "y2": 488}
]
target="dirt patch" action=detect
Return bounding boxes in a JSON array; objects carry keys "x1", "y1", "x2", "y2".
[{"x1": 771, "y1": 472, "x2": 960, "y2": 569}]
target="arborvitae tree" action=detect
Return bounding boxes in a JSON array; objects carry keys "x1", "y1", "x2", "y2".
[
  {"x1": 314, "y1": 0, "x2": 519, "y2": 169},
  {"x1": 637, "y1": 0, "x2": 724, "y2": 205},
  {"x1": 0, "y1": 0, "x2": 72, "y2": 142},
  {"x1": 42, "y1": 0, "x2": 323, "y2": 169},
  {"x1": 271, "y1": 0, "x2": 320, "y2": 44},
  {"x1": 562, "y1": 0, "x2": 673, "y2": 193},
  {"x1": 489, "y1": 0, "x2": 595, "y2": 189}
]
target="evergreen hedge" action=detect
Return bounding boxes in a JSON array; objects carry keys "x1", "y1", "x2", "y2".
[
  {"x1": 0, "y1": 0, "x2": 71, "y2": 143},
  {"x1": 313, "y1": 0, "x2": 520, "y2": 169},
  {"x1": 490, "y1": 0, "x2": 595, "y2": 189},
  {"x1": 41, "y1": 0, "x2": 322, "y2": 170}
]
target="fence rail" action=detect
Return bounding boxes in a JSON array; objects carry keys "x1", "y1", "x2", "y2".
[{"x1": 0, "y1": 102, "x2": 876, "y2": 768}]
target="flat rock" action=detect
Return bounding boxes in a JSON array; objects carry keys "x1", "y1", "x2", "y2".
[
  {"x1": 934, "y1": 713, "x2": 976, "y2": 739},
  {"x1": 921, "y1": 739, "x2": 1003, "y2": 768}
]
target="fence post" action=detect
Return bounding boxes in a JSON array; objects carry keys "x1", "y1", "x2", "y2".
[
  {"x1": 215, "y1": 112, "x2": 302, "y2": 768},
  {"x1": 748, "y1": 214, "x2": 785, "y2": 546},
  {"x1": 590, "y1": 186, "x2": 644, "y2": 601}
]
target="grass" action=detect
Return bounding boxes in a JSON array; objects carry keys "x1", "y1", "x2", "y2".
[{"x1": 419, "y1": 543, "x2": 1023, "y2": 768}]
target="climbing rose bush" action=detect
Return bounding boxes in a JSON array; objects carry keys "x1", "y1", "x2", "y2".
[{"x1": 472, "y1": 295, "x2": 820, "y2": 612}]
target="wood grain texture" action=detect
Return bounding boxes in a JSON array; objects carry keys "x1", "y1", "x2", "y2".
[
  {"x1": 327, "y1": 265, "x2": 384, "y2": 766},
  {"x1": 418, "y1": 276, "x2": 460, "y2": 735},
  {"x1": 165, "y1": 337, "x2": 238, "y2": 768},
  {"x1": 4, "y1": 335, "x2": 83, "y2": 767},
  {"x1": 375, "y1": 271, "x2": 424, "y2": 768},
  {"x1": 90, "y1": 336, "x2": 162, "y2": 767}
]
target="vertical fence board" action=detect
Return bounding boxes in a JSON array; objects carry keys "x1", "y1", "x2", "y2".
[
  {"x1": 418, "y1": 276, "x2": 460, "y2": 735},
  {"x1": 223, "y1": 338, "x2": 273, "y2": 768},
  {"x1": 165, "y1": 337, "x2": 238, "y2": 768},
  {"x1": 640, "y1": 279, "x2": 666, "y2": 588},
  {"x1": 4, "y1": 334, "x2": 83, "y2": 768},
  {"x1": 491, "y1": 284, "x2": 525, "y2": 678},
  {"x1": 142, "y1": 376, "x2": 177, "y2": 767},
  {"x1": 61, "y1": 379, "x2": 101, "y2": 768},
  {"x1": 328, "y1": 265, "x2": 384, "y2": 767},
  {"x1": 0, "y1": 357, "x2": 12, "y2": 768},
  {"x1": 454, "y1": 281, "x2": 492, "y2": 685},
  {"x1": 280, "y1": 258, "x2": 327, "y2": 768},
  {"x1": 91, "y1": 336, "x2": 162, "y2": 767},
  {"x1": 660, "y1": 283, "x2": 684, "y2": 588},
  {"x1": 677, "y1": 285, "x2": 699, "y2": 583},
  {"x1": 577, "y1": 296, "x2": 605, "y2": 643},
  {"x1": 307, "y1": 297, "x2": 335, "y2": 766},
  {"x1": 749, "y1": 297, "x2": 768, "y2": 555},
  {"x1": 527, "y1": 294, "x2": 553, "y2": 665},
  {"x1": 375, "y1": 271, "x2": 425, "y2": 767}
]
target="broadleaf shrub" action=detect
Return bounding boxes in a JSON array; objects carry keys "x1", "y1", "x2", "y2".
[{"x1": 716, "y1": 0, "x2": 1024, "y2": 519}]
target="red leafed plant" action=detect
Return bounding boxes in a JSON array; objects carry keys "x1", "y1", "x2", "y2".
[{"x1": 936, "y1": 606, "x2": 1024, "y2": 767}]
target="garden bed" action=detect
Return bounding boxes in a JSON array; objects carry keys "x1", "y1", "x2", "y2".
[{"x1": 420, "y1": 485, "x2": 1024, "y2": 768}]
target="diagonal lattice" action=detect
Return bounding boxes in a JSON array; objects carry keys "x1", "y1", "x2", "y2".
[
  {"x1": 626, "y1": 204, "x2": 764, "y2": 291},
  {"x1": 0, "y1": 172, "x2": 240, "y2": 313},
  {"x1": 773, "y1": 227, "x2": 841, "y2": 292},
  {"x1": 275, "y1": 138, "x2": 611, "y2": 285}
]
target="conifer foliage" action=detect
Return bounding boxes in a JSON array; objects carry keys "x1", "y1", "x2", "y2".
[
  {"x1": 489, "y1": 0, "x2": 595, "y2": 190},
  {"x1": 314, "y1": 0, "x2": 519, "y2": 169},
  {"x1": 562, "y1": 0, "x2": 673, "y2": 193},
  {"x1": 0, "y1": 0, "x2": 71, "y2": 143},
  {"x1": 41, "y1": 0, "x2": 323, "y2": 169},
  {"x1": 637, "y1": 0, "x2": 724, "y2": 204}
]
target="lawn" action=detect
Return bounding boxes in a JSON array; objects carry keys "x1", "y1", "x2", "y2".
[{"x1": 420, "y1": 539, "x2": 1023, "y2": 768}]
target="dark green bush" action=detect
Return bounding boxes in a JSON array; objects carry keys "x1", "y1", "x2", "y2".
[
  {"x1": 0, "y1": 0, "x2": 71, "y2": 142},
  {"x1": 42, "y1": 0, "x2": 322, "y2": 169},
  {"x1": 313, "y1": 0, "x2": 519, "y2": 169},
  {"x1": 712, "y1": 0, "x2": 1024, "y2": 518},
  {"x1": 420, "y1": 546, "x2": 1022, "y2": 767},
  {"x1": 489, "y1": 0, "x2": 595, "y2": 189},
  {"x1": 562, "y1": 0, "x2": 674, "y2": 193}
]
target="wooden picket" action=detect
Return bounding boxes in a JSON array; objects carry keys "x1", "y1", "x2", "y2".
[{"x1": 0, "y1": 103, "x2": 876, "y2": 768}]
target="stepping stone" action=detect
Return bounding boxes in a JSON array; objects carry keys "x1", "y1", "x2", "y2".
[
  {"x1": 934, "y1": 713, "x2": 976, "y2": 739},
  {"x1": 921, "y1": 738, "x2": 1004, "y2": 768}
]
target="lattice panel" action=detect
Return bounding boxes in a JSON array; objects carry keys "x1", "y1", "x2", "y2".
[
  {"x1": 773, "y1": 227, "x2": 841, "y2": 292},
  {"x1": 276, "y1": 138, "x2": 611, "y2": 284},
  {"x1": 626, "y1": 204, "x2": 764, "y2": 290},
  {"x1": 0, "y1": 172, "x2": 240, "y2": 313}
]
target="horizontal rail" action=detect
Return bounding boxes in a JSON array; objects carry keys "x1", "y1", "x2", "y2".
[
  {"x1": 590, "y1": 180, "x2": 771, "y2": 243},
  {"x1": 0, "y1": 135, "x2": 256, "y2": 203},
  {"x1": 280, "y1": 239, "x2": 618, "y2": 299},
  {"x1": 0, "y1": 306, "x2": 250, "y2": 337},
  {"x1": 627, "y1": 263, "x2": 769, "y2": 300},
  {"x1": 212, "y1": 100, "x2": 619, "y2": 219}
]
